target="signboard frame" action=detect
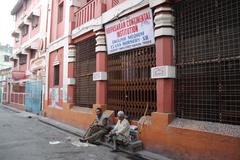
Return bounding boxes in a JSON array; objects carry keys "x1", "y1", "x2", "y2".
[{"x1": 105, "y1": 8, "x2": 155, "y2": 54}]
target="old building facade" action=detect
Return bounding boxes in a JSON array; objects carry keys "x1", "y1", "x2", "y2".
[
  {"x1": 0, "y1": 44, "x2": 13, "y2": 104},
  {"x1": 10, "y1": 0, "x2": 49, "y2": 111}
]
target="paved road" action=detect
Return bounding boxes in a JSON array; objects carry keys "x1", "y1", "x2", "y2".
[{"x1": 0, "y1": 106, "x2": 140, "y2": 160}]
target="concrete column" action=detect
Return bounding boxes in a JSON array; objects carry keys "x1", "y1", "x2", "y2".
[
  {"x1": 93, "y1": 29, "x2": 107, "y2": 110},
  {"x1": 25, "y1": 51, "x2": 31, "y2": 77},
  {"x1": 151, "y1": 2, "x2": 175, "y2": 113},
  {"x1": 7, "y1": 82, "x2": 11, "y2": 103}
]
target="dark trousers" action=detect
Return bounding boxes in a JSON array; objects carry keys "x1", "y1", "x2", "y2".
[{"x1": 84, "y1": 125, "x2": 108, "y2": 143}]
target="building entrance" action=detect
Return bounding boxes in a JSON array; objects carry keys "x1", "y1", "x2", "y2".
[{"x1": 107, "y1": 46, "x2": 156, "y2": 120}]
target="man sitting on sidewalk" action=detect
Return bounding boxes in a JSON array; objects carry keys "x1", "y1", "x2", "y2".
[
  {"x1": 108, "y1": 111, "x2": 131, "y2": 151},
  {"x1": 79, "y1": 108, "x2": 110, "y2": 144}
]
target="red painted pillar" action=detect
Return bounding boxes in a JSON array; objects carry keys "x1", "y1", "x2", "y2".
[
  {"x1": 156, "y1": 38, "x2": 174, "y2": 113},
  {"x1": 96, "y1": 52, "x2": 107, "y2": 104},
  {"x1": 95, "y1": 0, "x2": 106, "y2": 18},
  {"x1": 7, "y1": 82, "x2": 11, "y2": 104},
  {"x1": 93, "y1": 30, "x2": 107, "y2": 110},
  {"x1": 67, "y1": 45, "x2": 76, "y2": 105},
  {"x1": 152, "y1": 4, "x2": 175, "y2": 114}
]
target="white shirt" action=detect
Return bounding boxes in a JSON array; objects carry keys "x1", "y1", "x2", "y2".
[{"x1": 113, "y1": 119, "x2": 130, "y2": 137}]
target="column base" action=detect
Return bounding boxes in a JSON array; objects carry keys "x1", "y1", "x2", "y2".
[
  {"x1": 151, "y1": 112, "x2": 175, "y2": 128},
  {"x1": 63, "y1": 103, "x2": 74, "y2": 110}
]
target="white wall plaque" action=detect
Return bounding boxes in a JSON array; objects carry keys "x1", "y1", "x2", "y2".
[
  {"x1": 67, "y1": 78, "x2": 76, "y2": 85},
  {"x1": 93, "y1": 72, "x2": 107, "y2": 81},
  {"x1": 151, "y1": 66, "x2": 176, "y2": 79}
]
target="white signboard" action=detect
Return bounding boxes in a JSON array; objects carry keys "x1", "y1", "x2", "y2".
[{"x1": 105, "y1": 8, "x2": 155, "y2": 54}]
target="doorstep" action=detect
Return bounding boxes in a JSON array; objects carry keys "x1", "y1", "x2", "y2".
[{"x1": 38, "y1": 116, "x2": 172, "y2": 160}]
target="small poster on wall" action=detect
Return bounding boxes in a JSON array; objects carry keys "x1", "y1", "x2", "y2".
[
  {"x1": 105, "y1": 8, "x2": 155, "y2": 54},
  {"x1": 51, "y1": 88, "x2": 59, "y2": 107}
]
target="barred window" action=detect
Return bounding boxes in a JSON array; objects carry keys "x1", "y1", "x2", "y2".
[
  {"x1": 14, "y1": 60, "x2": 18, "y2": 67},
  {"x1": 30, "y1": 50, "x2": 36, "y2": 59},
  {"x1": 54, "y1": 64, "x2": 60, "y2": 86},
  {"x1": 19, "y1": 54, "x2": 27, "y2": 65},
  {"x1": 32, "y1": 16, "x2": 39, "y2": 29},
  {"x1": 21, "y1": 25, "x2": 29, "y2": 37},
  {"x1": 4, "y1": 55, "x2": 9, "y2": 62},
  {"x1": 175, "y1": 0, "x2": 240, "y2": 125}
]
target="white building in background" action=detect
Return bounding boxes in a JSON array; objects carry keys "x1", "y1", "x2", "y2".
[{"x1": 0, "y1": 43, "x2": 12, "y2": 70}]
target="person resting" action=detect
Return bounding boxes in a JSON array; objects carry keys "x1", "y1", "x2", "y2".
[
  {"x1": 79, "y1": 107, "x2": 110, "y2": 144},
  {"x1": 108, "y1": 111, "x2": 131, "y2": 151}
]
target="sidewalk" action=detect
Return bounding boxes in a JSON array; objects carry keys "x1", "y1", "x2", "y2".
[{"x1": 1, "y1": 103, "x2": 171, "y2": 160}]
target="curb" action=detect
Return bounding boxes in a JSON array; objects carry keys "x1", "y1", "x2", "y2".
[
  {"x1": 38, "y1": 116, "x2": 85, "y2": 137},
  {"x1": 1, "y1": 104, "x2": 40, "y2": 119},
  {"x1": 135, "y1": 150, "x2": 172, "y2": 160},
  {"x1": 1, "y1": 104, "x2": 22, "y2": 113}
]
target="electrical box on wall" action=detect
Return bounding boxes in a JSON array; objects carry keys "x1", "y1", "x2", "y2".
[
  {"x1": 151, "y1": 66, "x2": 176, "y2": 79},
  {"x1": 93, "y1": 72, "x2": 107, "y2": 81}
]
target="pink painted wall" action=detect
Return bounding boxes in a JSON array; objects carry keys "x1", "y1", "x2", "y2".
[
  {"x1": 57, "y1": 21, "x2": 64, "y2": 39},
  {"x1": 30, "y1": 12, "x2": 41, "y2": 38},
  {"x1": 73, "y1": 0, "x2": 127, "y2": 30},
  {"x1": 12, "y1": 0, "x2": 45, "y2": 80},
  {"x1": 14, "y1": 4, "x2": 24, "y2": 48},
  {"x1": 48, "y1": 48, "x2": 64, "y2": 107},
  {"x1": 14, "y1": 41, "x2": 21, "y2": 49},
  {"x1": 50, "y1": 0, "x2": 56, "y2": 42},
  {"x1": 21, "y1": 33, "x2": 29, "y2": 44},
  {"x1": 67, "y1": 62, "x2": 74, "y2": 103},
  {"x1": 50, "y1": 0, "x2": 65, "y2": 42},
  {"x1": 19, "y1": 63, "x2": 27, "y2": 71},
  {"x1": 14, "y1": 0, "x2": 42, "y2": 48},
  {"x1": 68, "y1": 63, "x2": 74, "y2": 78},
  {"x1": 30, "y1": 24, "x2": 40, "y2": 38},
  {"x1": 73, "y1": 0, "x2": 106, "y2": 29},
  {"x1": 105, "y1": 0, "x2": 126, "y2": 11},
  {"x1": 12, "y1": 66, "x2": 18, "y2": 72},
  {"x1": 69, "y1": 6, "x2": 75, "y2": 32},
  {"x1": 14, "y1": 0, "x2": 41, "y2": 48},
  {"x1": 12, "y1": 71, "x2": 26, "y2": 81},
  {"x1": 16, "y1": 6, "x2": 24, "y2": 27},
  {"x1": 25, "y1": 0, "x2": 40, "y2": 17}
]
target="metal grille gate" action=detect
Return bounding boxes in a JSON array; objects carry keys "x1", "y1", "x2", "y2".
[
  {"x1": 107, "y1": 46, "x2": 156, "y2": 120},
  {"x1": 25, "y1": 80, "x2": 42, "y2": 113},
  {"x1": 175, "y1": 0, "x2": 240, "y2": 125},
  {"x1": 75, "y1": 36, "x2": 96, "y2": 108}
]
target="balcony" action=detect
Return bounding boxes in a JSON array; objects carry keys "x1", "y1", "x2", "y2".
[
  {"x1": 12, "y1": 66, "x2": 26, "y2": 81},
  {"x1": 12, "y1": 71, "x2": 26, "y2": 81},
  {"x1": 74, "y1": 0, "x2": 106, "y2": 29}
]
